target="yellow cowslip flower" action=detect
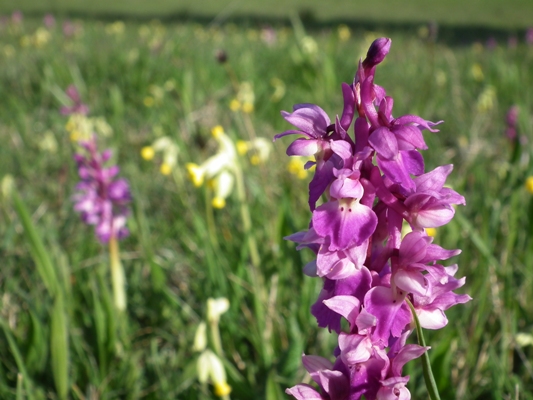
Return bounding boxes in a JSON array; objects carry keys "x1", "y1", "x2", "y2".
[
  {"x1": 197, "y1": 350, "x2": 232, "y2": 398},
  {"x1": 33, "y1": 28, "x2": 51, "y2": 48},
  {"x1": 476, "y1": 86, "x2": 496, "y2": 113},
  {"x1": 141, "y1": 146, "x2": 155, "y2": 160},
  {"x1": 207, "y1": 298, "x2": 230, "y2": 324},
  {"x1": 270, "y1": 77, "x2": 286, "y2": 102},
  {"x1": 238, "y1": 137, "x2": 271, "y2": 165},
  {"x1": 143, "y1": 96, "x2": 155, "y2": 107},
  {"x1": 471, "y1": 63, "x2": 484, "y2": 82},
  {"x1": 212, "y1": 197, "x2": 226, "y2": 209},
  {"x1": 193, "y1": 322, "x2": 207, "y2": 352},
  {"x1": 236, "y1": 140, "x2": 249, "y2": 156},
  {"x1": 288, "y1": 157, "x2": 313, "y2": 180},
  {"x1": 229, "y1": 99, "x2": 241, "y2": 111},
  {"x1": 163, "y1": 79, "x2": 175, "y2": 91},
  {"x1": 186, "y1": 163, "x2": 204, "y2": 187},
  {"x1": 212, "y1": 171, "x2": 234, "y2": 209},
  {"x1": 242, "y1": 102, "x2": 254, "y2": 114},
  {"x1": 160, "y1": 163, "x2": 172, "y2": 175},
  {"x1": 187, "y1": 127, "x2": 239, "y2": 207},
  {"x1": 236, "y1": 82, "x2": 255, "y2": 112},
  {"x1": 525, "y1": 176, "x2": 533, "y2": 194},
  {"x1": 337, "y1": 24, "x2": 351, "y2": 42},
  {"x1": 214, "y1": 382, "x2": 232, "y2": 397},
  {"x1": 106, "y1": 21, "x2": 125, "y2": 35},
  {"x1": 211, "y1": 125, "x2": 225, "y2": 138}
]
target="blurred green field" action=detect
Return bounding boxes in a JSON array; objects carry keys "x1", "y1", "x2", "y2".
[
  {"x1": 1, "y1": 11, "x2": 533, "y2": 400},
  {"x1": 1, "y1": 0, "x2": 533, "y2": 29}
]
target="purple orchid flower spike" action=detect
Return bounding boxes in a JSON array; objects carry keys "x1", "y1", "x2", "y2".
[
  {"x1": 276, "y1": 37, "x2": 469, "y2": 400},
  {"x1": 73, "y1": 136, "x2": 132, "y2": 243}
]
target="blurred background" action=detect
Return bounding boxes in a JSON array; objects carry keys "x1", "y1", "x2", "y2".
[{"x1": 1, "y1": 1, "x2": 533, "y2": 399}]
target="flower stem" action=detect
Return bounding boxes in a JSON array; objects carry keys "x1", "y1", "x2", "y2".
[
  {"x1": 109, "y1": 235, "x2": 127, "y2": 312},
  {"x1": 406, "y1": 298, "x2": 441, "y2": 400}
]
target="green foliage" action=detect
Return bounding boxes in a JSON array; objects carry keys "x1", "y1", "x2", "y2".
[{"x1": 0, "y1": 14, "x2": 533, "y2": 400}]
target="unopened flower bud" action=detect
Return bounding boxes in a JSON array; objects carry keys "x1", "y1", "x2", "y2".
[{"x1": 362, "y1": 37, "x2": 391, "y2": 70}]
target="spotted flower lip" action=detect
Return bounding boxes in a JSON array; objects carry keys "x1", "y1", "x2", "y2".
[{"x1": 73, "y1": 136, "x2": 131, "y2": 243}]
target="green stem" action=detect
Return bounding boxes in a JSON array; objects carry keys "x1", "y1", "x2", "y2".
[
  {"x1": 210, "y1": 321, "x2": 223, "y2": 357},
  {"x1": 109, "y1": 236, "x2": 127, "y2": 312},
  {"x1": 406, "y1": 298, "x2": 441, "y2": 400}
]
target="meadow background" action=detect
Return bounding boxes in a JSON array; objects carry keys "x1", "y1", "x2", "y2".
[{"x1": 1, "y1": 1, "x2": 533, "y2": 399}]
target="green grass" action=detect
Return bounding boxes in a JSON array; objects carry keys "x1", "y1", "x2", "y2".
[
  {"x1": 1, "y1": 0, "x2": 533, "y2": 29},
  {"x1": 1, "y1": 13, "x2": 533, "y2": 400}
]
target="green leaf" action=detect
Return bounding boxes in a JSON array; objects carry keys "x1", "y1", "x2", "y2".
[{"x1": 50, "y1": 294, "x2": 69, "y2": 400}]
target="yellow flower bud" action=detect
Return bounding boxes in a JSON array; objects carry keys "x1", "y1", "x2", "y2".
[
  {"x1": 186, "y1": 163, "x2": 204, "y2": 187},
  {"x1": 160, "y1": 163, "x2": 172, "y2": 175},
  {"x1": 211, "y1": 125, "x2": 225, "y2": 138},
  {"x1": 143, "y1": 96, "x2": 155, "y2": 107},
  {"x1": 229, "y1": 99, "x2": 241, "y2": 111},
  {"x1": 212, "y1": 197, "x2": 226, "y2": 209},
  {"x1": 526, "y1": 176, "x2": 533, "y2": 194},
  {"x1": 214, "y1": 381, "x2": 232, "y2": 397},
  {"x1": 141, "y1": 146, "x2": 155, "y2": 160},
  {"x1": 236, "y1": 140, "x2": 249, "y2": 155},
  {"x1": 242, "y1": 102, "x2": 254, "y2": 113}
]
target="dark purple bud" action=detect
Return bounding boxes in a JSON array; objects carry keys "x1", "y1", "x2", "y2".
[
  {"x1": 362, "y1": 38, "x2": 391, "y2": 70},
  {"x1": 215, "y1": 49, "x2": 227, "y2": 64}
]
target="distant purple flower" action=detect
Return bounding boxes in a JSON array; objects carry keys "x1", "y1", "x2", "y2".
[
  {"x1": 61, "y1": 85, "x2": 89, "y2": 116},
  {"x1": 277, "y1": 38, "x2": 469, "y2": 400},
  {"x1": 63, "y1": 20, "x2": 78, "y2": 38},
  {"x1": 486, "y1": 37, "x2": 497, "y2": 50},
  {"x1": 11, "y1": 10, "x2": 23, "y2": 24},
  {"x1": 43, "y1": 13, "x2": 56, "y2": 28},
  {"x1": 526, "y1": 27, "x2": 533, "y2": 46},
  {"x1": 73, "y1": 136, "x2": 131, "y2": 243}
]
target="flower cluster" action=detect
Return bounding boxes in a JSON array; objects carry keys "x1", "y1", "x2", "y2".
[
  {"x1": 73, "y1": 136, "x2": 132, "y2": 243},
  {"x1": 276, "y1": 38, "x2": 471, "y2": 400}
]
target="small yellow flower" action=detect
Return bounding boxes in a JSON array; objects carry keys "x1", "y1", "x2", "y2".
[
  {"x1": 160, "y1": 163, "x2": 172, "y2": 175},
  {"x1": 214, "y1": 382, "x2": 232, "y2": 397},
  {"x1": 70, "y1": 131, "x2": 81, "y2": 142},
  {"x1": 471, "y1": 63, "x2": 484, "y2": 82},
  {"x1": 143, "y1": 96, "x2": 155, "y2": 107},
  {"x1": 337, "y1": 24, "x2": 351, "y2": 41},
  {"x1": 525, "y1": 176, "x2": 533, "y2": 194},
  {"x1": 242, "y1": 102, "x2": 254, "y2": 113},
  {"x1": 141, "y1": 146, "x2": 155, "y2": 160},
  {"x1": 250, "y1": 155, "x2": 260, "y2": 165},
  {"x1": 186, "y1": 163, "x2": 204, "y2": 187},
  {"x1": 229, "y1": 99, "x2": 241, "y2": 112},
  {"x1": 236, "y1": 140, "x2": 249, "y2": 155},
  {"x1": 211, "y1": 125, "x2": 225, "y2": 138},
  {"x1": 212, "y1": 197, "x2": 226, "y2": 209},
  {"x1": 288, "y1": 158, "x2": 311, "y2": 180}
]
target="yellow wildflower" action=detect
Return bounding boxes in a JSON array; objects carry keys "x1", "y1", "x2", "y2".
[
  {"x1": 471, "y1": 63, "x2": 484, "y2": 82},
  {"x1": 141, "y1": 146, "x2": 155, "y2": 160},
  {"x1": 160, "y1": 163, "x2": 172, "y2": 175},
  {"x1": 526, "y1": 176, "x2": 533, "y2": 194},
  {"x1": 229, "y1": 99, "x2": 241, "y2": 111},
  {"x1": 337, "y1": 25, "x2": 351, "y2": 42}
]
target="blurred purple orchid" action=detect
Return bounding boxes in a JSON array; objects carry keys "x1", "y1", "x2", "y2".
[
  {"x1": 277, "y1": 37, "x2": 470, "y2": 400},
  {"x1": 73, "y1": 136, "x2": 131, "y2": 243}
]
